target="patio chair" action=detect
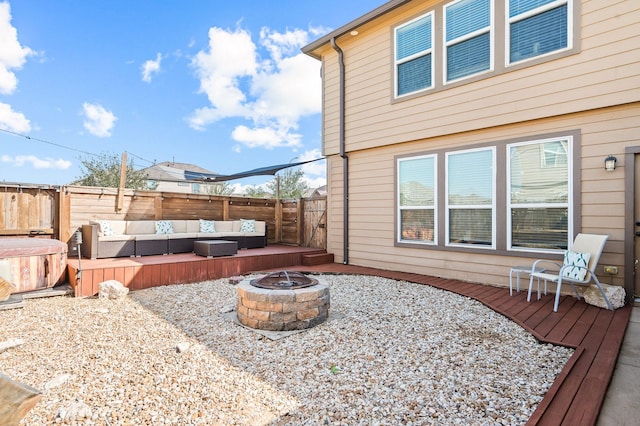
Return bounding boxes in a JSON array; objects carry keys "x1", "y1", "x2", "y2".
[{"x1": 527, "y1": 233, "x2": 612, "y2": 312}]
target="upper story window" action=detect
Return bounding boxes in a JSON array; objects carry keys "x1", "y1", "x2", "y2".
[
  {"x1": 445, "y1": 0, "x2": 493, "y2": 82},
  {"x1": 393, "y1": 0, "x2": 574, "y2": 98},
  {"x1": 395, "y1": 12, "x2": 434, "y2": 96},
  {"x1": 508, "y1": 0, "x2": 570, "y2": 64}
]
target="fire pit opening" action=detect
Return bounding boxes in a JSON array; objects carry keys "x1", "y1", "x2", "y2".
[
  {"x1": 250, "y1": 270, "x2": 319, "y2": 290},
  {"x1": 237, "y1": 271, "x2": 329, "y2": 331}
]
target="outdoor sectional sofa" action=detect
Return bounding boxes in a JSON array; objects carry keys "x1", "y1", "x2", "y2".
[{"x1": 81, "y1": 219, "x2": 267, "y2": 259}]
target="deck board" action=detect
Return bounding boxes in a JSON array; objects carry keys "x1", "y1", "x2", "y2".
[{"x1": 65, "y1": 252, "x2": 632, "y2": 425}]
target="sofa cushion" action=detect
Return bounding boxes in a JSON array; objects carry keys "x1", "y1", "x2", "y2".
[
  {"x1": 199, "y1": 219, "x2": 216, "y2": 233},
  {"x1": 171, "y1": 220, "x2": 188, "y2": 233},
  {"x1": 214, "y1": 221, "x2": 234, "y2": 232},
  {"x1": 126, "y1": 220, "x2": 156, "y2": 235},
  {"x1": 167, "y1": 232, "x2": 198, "y2": 239},
  {"x1": 136, "y1": 233, "x2": 169, "y2": 241},
  {"x1": 186, "y1": 220, "x2": 201, "y2": 233},
  {"x1": 99, "y1": 234, "x2": 135, "y2": 242}
]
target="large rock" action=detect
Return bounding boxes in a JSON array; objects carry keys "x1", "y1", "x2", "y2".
[
  {"x1": 0, "y1": 277, "x2": 16, "y2": 302},
  {"x1": 583, "y1": 283, "x2": 626, "y2": 309},
  {"x1": 0, "y1": 372, "x2": 42, "y2": 425},
  {"x1": 98, "y1": 280, "x2": 129, "y2": 299}
]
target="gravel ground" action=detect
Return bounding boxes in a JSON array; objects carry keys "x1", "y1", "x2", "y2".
[{"x1": 1, "y1": 274, "x2": 573, "y2": 425}]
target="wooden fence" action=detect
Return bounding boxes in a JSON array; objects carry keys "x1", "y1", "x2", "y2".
[{"x1": 0, "y1": 183, "x2": 327, "y2": 250}]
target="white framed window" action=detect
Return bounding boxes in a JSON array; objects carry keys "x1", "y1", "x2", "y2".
[
  {"x1": 397, "y1": 154, "x2": 437, "y2": 244},
  {"x1": 507, "y1": 0, "x2": 572, "y2": 65},
  {"x1": 507, "y1": 136, "x2": 572, "y2": 252},
  {"x1": 444, "y1": 0, "x2": 493, "y2": 83},
  {"x1": 394, "y1": 12, "x2": 434, "y2": 97},
  {"x1": 446, "y1": 147, "x2": 496, "y2": 247}
]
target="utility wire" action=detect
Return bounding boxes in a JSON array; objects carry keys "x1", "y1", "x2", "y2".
[{"x1": 0, "y1": 127, "x2": 100, "y2": 157}]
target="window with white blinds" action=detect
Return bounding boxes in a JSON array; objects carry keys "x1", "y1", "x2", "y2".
[
  {"x1": 395, "y1": 13, "x2": 434, "y2": 96},
  {"x1": 444, "y1": 0, "x2": 492, "y2": 82},
  {"x1": 398, "y1": 155, "x2": 437, "y2": 243},
  {"x1": 392, "y1": 0, "x2": 573, "y2": 98},
  {"x1": 508, "y1": 137, "x2": 571, "y2": 250},
  {"x1": 508, "y1": 0, "x2": 570, "y2": 64},
  {"x1": 396, "y1": 134, "x2": 574, "y2": 253},
  {"x1": 446, "y1": 147, "x2": 495, "y2": 247}
]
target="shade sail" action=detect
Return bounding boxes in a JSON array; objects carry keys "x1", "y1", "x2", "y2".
[{"x1": 184, "y1": 158, "x2": 323, "y2": 182}]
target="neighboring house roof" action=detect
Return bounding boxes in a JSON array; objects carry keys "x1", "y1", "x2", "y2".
[
  {"x1": 302, "y1": 0, "x2": 410, "y2": 58},
  {"x1": 141, "y1": 162, "x2": 217, "y2": 183}
]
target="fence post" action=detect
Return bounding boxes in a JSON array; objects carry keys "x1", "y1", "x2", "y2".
[{"x1": 58, "y1": 187, "x2": 72, "y2": 244}]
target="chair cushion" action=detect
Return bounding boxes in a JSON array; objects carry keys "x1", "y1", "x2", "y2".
[
  {"x1": 155, "y1": 220, "x2": 174, "y2": 235},
  {"x1": 562, "y1": 251, "x2": 591, "y2": 281},
  {"x1": 199, "y1": 219, "x2": 216, "y2": 233}
]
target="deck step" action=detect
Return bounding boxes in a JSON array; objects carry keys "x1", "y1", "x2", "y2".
[{"x1": 302, "y1": 252, "x2": 334, "y2": 266}]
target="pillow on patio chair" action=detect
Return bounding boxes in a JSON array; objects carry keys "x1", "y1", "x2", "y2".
[{"x1": 562, "y1": 250, "x2": 591, "y2": 281}]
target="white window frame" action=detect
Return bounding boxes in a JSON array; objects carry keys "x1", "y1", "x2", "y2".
[
  {"x1": 506, "y1": 0, "x2": 573, "y2": 67},
  {"x1": 443, "y1": 0, "x2": 494, "y2": 84},
  {"x1": 394, "y1": 12, "x2": 435, "y2": 98},
  {"x1": 397, "y1": 154, "x2": 438, "y2": 245},
  {"x1": 507, "y1": 136, "x2": 573, "y2": 253},
  {"x1": 445, "y1": 146, "x2": 496, "y2": 249}
]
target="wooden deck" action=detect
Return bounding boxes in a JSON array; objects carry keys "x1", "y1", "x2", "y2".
[
  {"x1": 66, "y1": 245, "x2": 328, "y2": 297},
  {"x1": 66, "y1": 250, "x2": 631, "y2": 425}
]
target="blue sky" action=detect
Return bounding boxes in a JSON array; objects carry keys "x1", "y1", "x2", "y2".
[{"x1": 0, "y1": 0, "x2": 383, "y2": 191}]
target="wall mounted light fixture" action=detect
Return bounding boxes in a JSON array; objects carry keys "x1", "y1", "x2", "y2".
[{"x1": 604, "y1": 155, "x2": 617, "y2": 172}]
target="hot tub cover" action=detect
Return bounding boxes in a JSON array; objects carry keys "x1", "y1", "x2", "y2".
[{"x1": 0, "y1": 239, "x2": 67, "y2": 258}]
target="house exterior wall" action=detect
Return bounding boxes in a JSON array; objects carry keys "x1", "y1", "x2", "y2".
[
  {"x1": 326, "y1": 104, "x2": 635, "y2": 287},
  {"x1": 313, "y1": 0, "x2": 639, "y2": 291}
]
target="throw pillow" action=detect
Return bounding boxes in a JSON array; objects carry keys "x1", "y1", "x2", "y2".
[
  {"x1": 199, "y1": 219, "x2": 216, "y2": 233},
  {"x1": 240, "y1": 219, "x2": 256, "y2": 232},
  {"x1": 562, "y1": 250, "x2": 591, "y2": 281},
  {"x1": 96, "y1": 220, "x2": 115, "y2": 236},
  {"x1": 155, "y1": 220, "x2": 174, "y2": 235}
]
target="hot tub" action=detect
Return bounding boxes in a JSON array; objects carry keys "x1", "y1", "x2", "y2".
[{"x1": 0, "y1": 239, "x2": 68, "y2": 294}]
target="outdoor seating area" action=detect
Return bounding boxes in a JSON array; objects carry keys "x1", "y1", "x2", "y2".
[{"x1": 81, "y1": 219, "x2": 267, "y2": 259}]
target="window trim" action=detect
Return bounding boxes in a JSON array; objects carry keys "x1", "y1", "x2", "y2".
[
  {"x1": 506, "y1": 136, "x2": 573, "y2": 253},
  {"x1": 443, "y1": 0, "x2": 494, "y2": 84},
  {"x1": 505, "y1": 0, "x2": 573, "y2": 67},
  {"x1": 394, "y1": 11, "x2": 435, "y2": 97},
  {"x1": 397, "y1": 154, "x2": 438, "y2": 245},
  {"x1": 445, "y1": 146, "x2": 496, "y2": 249},
  {"x1": 390, "y1": 0, "x2": 579, "y2": 102},
  {"x1": 394, "y1": 130, "x2": 581, "y2": 257}
]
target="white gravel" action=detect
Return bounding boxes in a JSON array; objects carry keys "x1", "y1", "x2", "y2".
[{"x1": 0, "y1": 274, "x2": 573, "y2": 425}]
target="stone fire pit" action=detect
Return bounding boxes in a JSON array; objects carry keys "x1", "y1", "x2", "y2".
[{"x1": 236, "y1": 271, "x2": 330, "y2": 331}]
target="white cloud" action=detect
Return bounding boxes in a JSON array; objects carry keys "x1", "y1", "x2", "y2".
[
  {"x1": 0, "y1": 101, "x2": 30, "y2": 132},
  {"x1": 0, "y1": 2, "x2": 34, "y2": 95},
  {"x1": 298, "y1": 149, "x2": 326, "y2": 178},
  {"x1": 188, "y1": 25, "x2": 322, "y2": 150},
  {"x1": 1, "y1": 154, "x2": 71, "y2": 170},
  {"x1": 82, "y1": 102, "x2": 117, "y2": 137},
  {"x1": 141, "y1": 53, "x2": 162, "y2": 83}
]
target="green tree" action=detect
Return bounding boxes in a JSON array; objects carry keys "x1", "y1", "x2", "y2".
[
  {"x1": 244, "y1": 185, "x2": 270, "y2": 198},
  {"x1": 266, "y1": 168, "x2": 309, "y2": 199},
  {"x1": 206, "y1": 182, "x2": 234, "y2": 196},
  {"x1": 75, "y1": 152, "x2": 149, "y2": 189}
]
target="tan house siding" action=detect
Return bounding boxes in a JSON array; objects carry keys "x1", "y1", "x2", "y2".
[
  {"x1": 319, "y1": 0, "x2": 639, "y2": 157},
  {"x1": 326, "y1": 104, "x2": 636, "y2": 289}
]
